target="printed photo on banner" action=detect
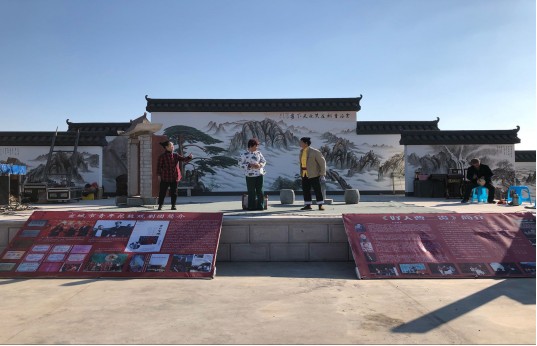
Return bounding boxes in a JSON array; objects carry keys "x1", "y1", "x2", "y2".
[
  {"x1": 125, "y1": 221, "x2": 169, "y2": 253},
  {"x1": 24, "y1": 253, "x2": 45, "y2": 262},
  {"x1": 60, "y1": 263, "x2": 82, "y2": 272},
  {"x1": 170, "y1": 254, "x2": 194, "y2": 272},
  {"x1": 16, "y1": 262, "x2": 39, "y2": 272},
  {"x1": 354, "y1": 223, "x2": 365, "y2": 232},
  {"x1": 399, "y1": 263, "x2": 427, "y2": 275},
  {"x1": 489, "y1": 262, "x2": 522, "y2": 276},
  {"x1": 0, "y1": 263, "x2": 16, "y2": 272},
  {"x1": 92, "y1": 220, "x2": 135, "y2": 238},
  {"x1": 46, "y1": 221, "x2": 95, "y2": 238},
  {"x1": 368, "y1": 264, "x2": 399, "y2": 277},
  {"x1": 2, "y1": 251, "x2": 25, "y2": 260},
  {"x1": 31, "y1": 244, "x2": 51, "y2": 252},
  {"x1": 190, "y1": 254, "x2": 213, "y2": 272},
  {"x1": 458, "y1": 263, "x2": 491, "y2": 276},
  {"x1": 169, "y1": 254, "x2": 212, "y2": 273},
  {"x1": 51, "y1": 245, "x2": 72, "y2": 253},
  {"x1": 27, "y1": 220, "x2": 48, "y2": 227},
  {"x1": 146, "y1": 254, "x2": 170, "y2": 272},
  {"x1": 428, "y1": 263, "x2": 459, "y2": 276},
  {"x1": 84, "y1": 253, "x2": 128, "y2": 272},
  {"x1": 45, "y1": 253, "x2": 66, "y2": 262},
  {"x1": 128, "y1": 254, "x2": 148, "y2": 272}
]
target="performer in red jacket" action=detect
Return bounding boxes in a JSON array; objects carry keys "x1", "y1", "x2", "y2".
[{"x1": 156, "y1": 140, "x2": 193, "y2": 210}]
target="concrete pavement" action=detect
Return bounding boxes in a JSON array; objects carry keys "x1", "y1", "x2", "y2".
[
  {"x1": 0, "y1": 195, "x2": 535, "y2": 344},
  {"x1": 0, "y1": 262, "x2": 534, "y2": 344}
]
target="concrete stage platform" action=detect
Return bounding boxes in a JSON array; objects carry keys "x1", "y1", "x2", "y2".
[
  {"x1": 2, "y1": 193, "x2": 535, "y2": 220},
  {"x1": 1, "y1": 194, "x2": 535, "y2": 261},
  {"x1": 0, "y1": 195, "x2": 535, "y2": 344}
]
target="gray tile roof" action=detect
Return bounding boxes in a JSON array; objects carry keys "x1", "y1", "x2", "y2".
[
  {"x1": 66, "y1": 114, "x2": 148, "y2": 136},
  {"x1": 356, "y1": 118, "x2": 440, "y2": 134},
  {"x1": 66, "y1": 122, "x2": 131, "y2": 135},
  {"x1": 0, "y1": 132, "x2": 108, "y2": 146},
  {"x1": 399, "y1": 128, "x2": 521, "y2": 145},
  {"x1": 515, "y1": 150, "x2": 536, "y2": 162},
  {"x1": 145, "y1": 95, "x2": 362, "y2": 112}
]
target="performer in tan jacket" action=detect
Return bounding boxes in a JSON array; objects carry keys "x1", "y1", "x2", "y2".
[{"x1": 298, "y1": 137, "x2": 327, "y2": 210}]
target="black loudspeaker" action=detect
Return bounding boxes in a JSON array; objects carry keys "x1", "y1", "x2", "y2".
[
  {"x1": 446, "y1": 176, "x2": 464, "y2": 198},
  {"x1": 0, "y1": 176, "x2": 9, "y2": 205}
]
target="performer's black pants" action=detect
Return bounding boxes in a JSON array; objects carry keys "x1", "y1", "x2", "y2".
[
  {"x1": 158, "y1": 180, "x2": 178, "y2": 207},
  {"x1": 301, "y1": 176, "x2": 324, "y2": 205},
  {"x1": 246, "y1": 175, "x2": 264, "y2": 210}
]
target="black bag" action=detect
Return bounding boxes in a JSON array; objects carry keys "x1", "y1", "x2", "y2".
[
  {"x1": 242, "y1": 194, "x2": 248, "y2": 210},
  {"x1": 242, "y1": 194, "x2": 268, "y2": 210}
]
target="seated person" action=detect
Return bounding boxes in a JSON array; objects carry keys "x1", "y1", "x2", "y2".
[
  {"x1": 461, "y1": 158, "x2": 495, "y2": 204},
  {"x1": 91, "y1": 182, "x2": 100, "y2": 197},
  {"x1": 82, "y1": 183, "x2": 96, "y2": 200}
]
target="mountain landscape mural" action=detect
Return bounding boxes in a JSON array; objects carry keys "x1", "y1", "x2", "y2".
[
  {"x1": 162, "y1": 116, "x2": 405, "y2": 193},
  {"x1": 25, "y1": 151, "x2": 99, "y2": 185},
  {"x1": 406, "y1": 145, "x2": 516, "y2": 197}
]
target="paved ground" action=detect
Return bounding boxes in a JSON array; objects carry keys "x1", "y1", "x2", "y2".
[
  {"x1": 0, "y1": 195, "x2": 535, "y2": 344},
  {"x1": 0, "y1": 263, "x2": 534, "y2": 344}
]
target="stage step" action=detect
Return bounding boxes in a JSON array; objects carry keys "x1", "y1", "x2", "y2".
[{"x1": 218, "y1": 217, "x2": 351, "y2": 262}]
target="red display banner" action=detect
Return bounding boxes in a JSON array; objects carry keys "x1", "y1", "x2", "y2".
[
  {"x1": 0, "y1": 211, "x2": 223, "y2": 278},
  {"x1": 343, "y1": 213, "x2": 536, "y2": 279}
]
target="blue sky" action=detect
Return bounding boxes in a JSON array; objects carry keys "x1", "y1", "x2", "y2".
[{"x1": 1, "y1": 0, "x2": 535, "y2": 149}]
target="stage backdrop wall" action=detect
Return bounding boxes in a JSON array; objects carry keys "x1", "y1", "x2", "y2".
[
  {"x1": 515, "y1": 161, "x2": 536, "y2": 198},
  {"x1": 0, "y1": 146, "x2": 103, "y2": 188},
  {"x1": 404, "y1": 144, "x2": 515, "y2": 197},
  {"x1": 356, "y1": 134, "x2": 405, "y2": 193},
  {"x1": 102, "y1": 136, "x2": 128, "y2": 194},
  {"x1": 151, "y1": 111, "x2": 404, "y2": 193}
]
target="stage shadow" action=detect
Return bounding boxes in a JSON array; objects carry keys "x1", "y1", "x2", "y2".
[
  {"x1": 61, "y1": 278, "x2": 100, "y2": 286},
  {"x1": 215, "y1": 261, "x2": 357, "y2": 280},
  {"x1": 391, "y1": 278, "x2": 536, "y2": 334},
  {"x1": 0, "y1": 278, "x2": 29, "y2": 285},
  {"x1": 59, "y1": 278, "x2": 141, "y2": 286}
]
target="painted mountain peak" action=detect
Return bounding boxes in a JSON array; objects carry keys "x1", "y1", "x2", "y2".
[{"x1": 228, "y1": 118, "x2": 299, "y2": 153}]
